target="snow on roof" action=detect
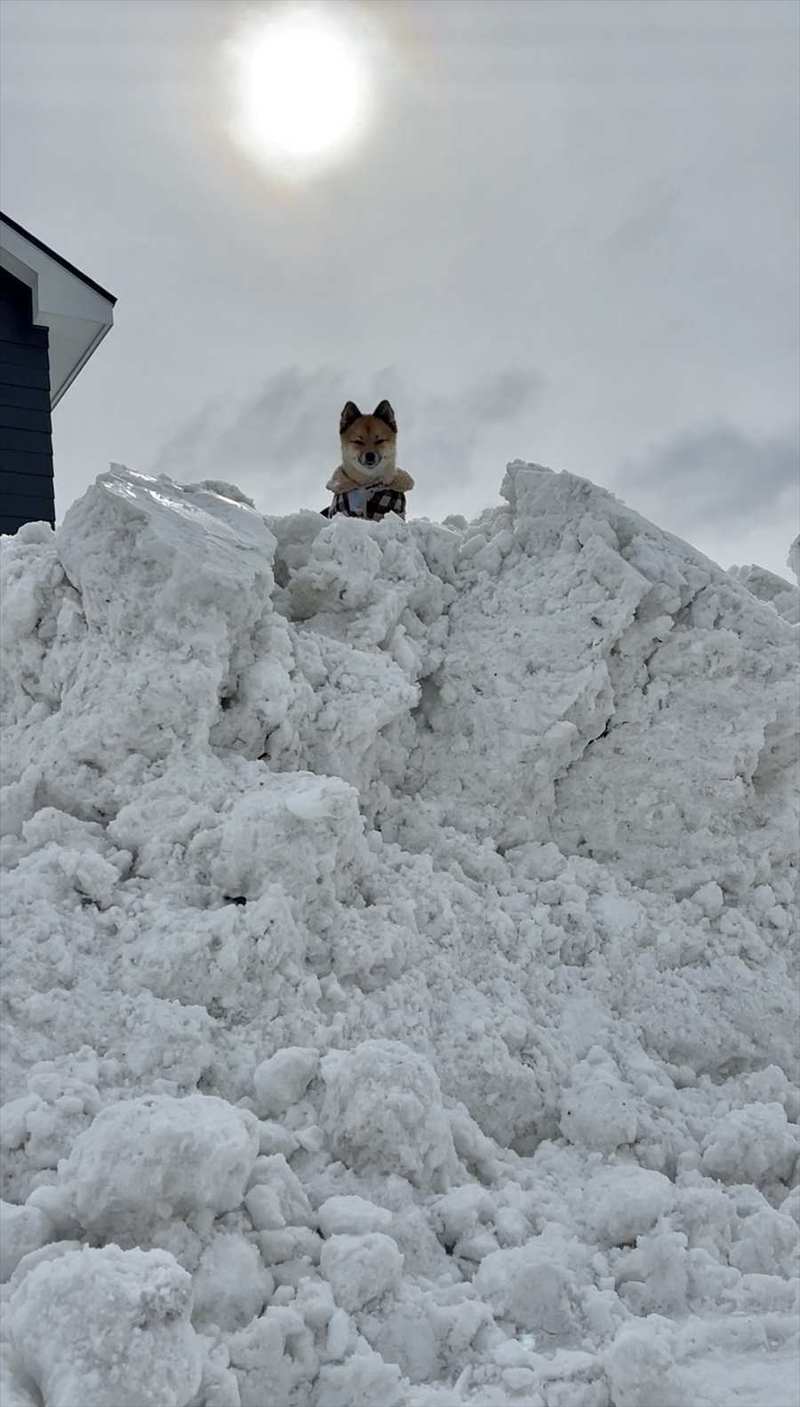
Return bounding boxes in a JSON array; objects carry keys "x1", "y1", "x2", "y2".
[
  {"x1": 1, "y1": 462, "x2": 798, "y2": 1406},
  {"x1": 0, "y1": 211, "x2": 115, "y2": 407}
]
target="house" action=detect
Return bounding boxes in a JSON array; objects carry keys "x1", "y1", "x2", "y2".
[{"x1": 0, "y1": 212, "x2": 116, "y2": 536}]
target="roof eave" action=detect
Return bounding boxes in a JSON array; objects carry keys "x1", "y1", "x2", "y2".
[
  {"x1": 0, "y1": 210, "x2": 116, "y2": 306},
  {"x1": 1, "y1": 214, "x2": 116, "y2": 409},
  {"x1": 50, "y1": 320, "x2": 114, "y2": 408}
]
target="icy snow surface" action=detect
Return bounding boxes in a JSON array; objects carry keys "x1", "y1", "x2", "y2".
[{"x1": 1, "y1": 461, "x2": 798, "y2": 1407}]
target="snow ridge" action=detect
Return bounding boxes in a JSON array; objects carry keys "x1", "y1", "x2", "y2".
[{"x1": 1, "y1": 462, "x2": 798, "y2": 1407}]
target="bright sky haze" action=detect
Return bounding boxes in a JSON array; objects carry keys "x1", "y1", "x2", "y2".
[{"x1": 1, "y1": 0, "x2": 797, "y2": 575}]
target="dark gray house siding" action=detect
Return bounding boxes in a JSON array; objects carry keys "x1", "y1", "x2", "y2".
[{"x1": 0, "y1": 267, "x2": 54, "y2": 535}]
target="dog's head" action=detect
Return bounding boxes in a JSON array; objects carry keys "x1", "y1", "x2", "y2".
[{"x1": 339, "y1": 400, "x2": 397, "y2": 483}]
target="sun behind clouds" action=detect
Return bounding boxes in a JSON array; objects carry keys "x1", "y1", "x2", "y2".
[{"x1": 228, "y1": 8, "x2": 370, "y2": 172}]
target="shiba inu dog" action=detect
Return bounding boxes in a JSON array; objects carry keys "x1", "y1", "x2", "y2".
[{"x1": 322, "y1": 400, "x2": 414, "y2": 520}]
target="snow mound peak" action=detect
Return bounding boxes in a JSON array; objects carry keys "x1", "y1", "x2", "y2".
[{"x1": 1, "y1": 461, "x2": 798, "y2": 1407}]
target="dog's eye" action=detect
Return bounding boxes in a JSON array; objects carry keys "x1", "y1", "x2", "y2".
[
  {"x1": 375, "y1": 439, "x2": 385, "y2": 446},
  {"x1": 352, "y1": 439, "x2": 365, "y2": 446}
]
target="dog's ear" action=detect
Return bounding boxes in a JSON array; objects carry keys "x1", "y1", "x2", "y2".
[
  {"x1": 339, "y1": 401, "x2": 362, "y2": 434},
  {"x1": 372, "y1": 400, "x2": 397, "y2": 433}
]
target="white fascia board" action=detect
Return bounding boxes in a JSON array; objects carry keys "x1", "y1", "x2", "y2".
[{"x1": 0, "y1": 222, "x2": 114, "y2": 407}]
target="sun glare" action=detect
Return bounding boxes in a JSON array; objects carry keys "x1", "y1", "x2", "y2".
[{"x1": 230, "y1": 10, "x2": 368, "y2": 171}]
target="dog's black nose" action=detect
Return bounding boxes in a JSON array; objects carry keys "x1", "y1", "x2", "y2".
[{"x1": 364, "y1": 451, "x2": 377, "y2": 464}]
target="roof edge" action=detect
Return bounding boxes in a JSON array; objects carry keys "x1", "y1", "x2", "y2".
[{"x1": 0, "y1": 211, "x2": 117, "y2": 306}]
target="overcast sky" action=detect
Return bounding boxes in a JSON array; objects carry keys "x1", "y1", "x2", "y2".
[{"x1": 2, "y1": 0, "x2": 797, "y2": 575}]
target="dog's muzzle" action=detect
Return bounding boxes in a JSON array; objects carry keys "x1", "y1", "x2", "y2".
[{"x1": 359, "y1": 451, "x2": 380, "y2": 467}]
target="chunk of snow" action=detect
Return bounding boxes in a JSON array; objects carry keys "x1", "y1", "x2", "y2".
[
  {"x1": 57, "y1": 1094, "x2": 259, "y2": 1236},
  {"x1": 6, "y1": 1245, "x2": 202, "y2": 1407},
  {"x1": 475, "y1": 1237, "x2": 577, "y2": 1334},
  {"x1": 729, "y1": 1208, "x2": 799, "y2": 1277},
  {"x1": 316, "y1": 1342, "x2": 404, "y2": 1407},
  {"x1": 246, "y1": 1154, "x2": 314, "y2": 1227},
  {"x1": 585, "y1": 1166, "x2": 675, "y2": 1246},
  {"x1": 433, "y1": 1184, "x2": 495, "y2": 1245},
  {"x1": 320, "y1": 1233, "x2": 404, "y2": 1311},
  {"x1": 191, "y1": 1233, "x2": 273, "y2": 1331},
  {"x1": 253, "y1": 1046, "x2": 319, "y2": 1117},
  {"x1": 320, "y1": 1041, "x2": 457, "y2": 1189},
  {"x1": 560, "y1": 1056, "x2": 638, "y2": 1153},
  {"x1": 691, "y1": 881, "x2": 725, "y2": 917},
  {"x1": 701, "y1": 1103, "x2": 798, "y2": 1184},
  {"x1": 604, "y1": 1321, "x2": 680, "y2": 1407}
]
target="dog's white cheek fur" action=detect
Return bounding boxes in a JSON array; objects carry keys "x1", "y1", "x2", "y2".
[{"x1": 341, "y1": 442, "x2": 397, "y2": 484}]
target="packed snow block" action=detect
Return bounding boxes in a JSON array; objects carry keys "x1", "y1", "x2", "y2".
[
  {"x1": 191, "y1": 1232, "x2": 274, "y2": 1331},
  {"x1": 245, "y1": 1183, "x2": 287, "y2": 1231},
  {"x1": 293, "y1": 1275, "x2": 336, "y2": 1329},
  {"x1": 258, "y1": 1225, "x2": 322, "y2": 1266},
  {"x1": 272, "y1": 512, "x2": 456, "y2": 791},
  {"x1": 208, "y1": 773, "x2": 365, "y2": 903},
  {"x1": 57, "y1": 1093, "x2": 259, "y2": 1238},
  {"x1": 0, "y1": 1201, "x2": 54, "y2": 1281},
  {"x1": 432, "y1": 1018, "x2": 561, "y2": 1153},
  {"x1": 122, "y1": 887, "x2": 307, "y2": 1016},
  {"x1": 690, "y1": 880, "x2": 725, "y2": 918},
  {"x1": 559, "y1": 1052, "x2": 638, "y2": 1153},
  {"x1": 226, "y1": 1302, "x2": 320, "y2": 1403},
  {"x1": 550, "y1": 577, "x2": 799, "y2": 892},
  {"x1": 474, "y1": 1237, "x2": 578, "y2": 1335},
  {"x1": 317, "y1": 1195, "x2": 394, "y2": 1237},
  {"x1": 729, "y1": 562, "x2": 800, "y2": 624},
  {"x1": 285, "y1": 511, "x2": 453, "y2": 653},
  {"x1": 256, "y1": 1121, "x2": 300, "y2": 1159},
  {"x1": 614, "y1": 1227, "x2": 691, "y2": 1317},
  {"x1": 320, "y1": 1040, "x2": 457, "y2": 1190},
  {"x1": 604, "y1": 1320, "x2": 680, "y2": 1407},
  {"x1": 286, "y1": 629, "x2": 421, "y2": 793},
  {"x1": 0, "y1": 1068, "x2": 102, "y2": 1190},
  {"x1": 421, "y1": 461, "x2": 799, "y2": 896},
  {"x1": 315, "y1": 1342, "x2": 405, "y2": 1407},
  {"x1": 415, "y1": 464, "x2": 653, "y2": 843},
  {"x1": 728, "y1": 1208, "x2": 799, "y2": 1277},
  {"x1": 432, "y1": 1184, "x2": 496, "y2": 1249},
  {"x1": 584, "y1": 1165, "x2": 674, "y2": 1247},
  {"x1": 287, "y1": 513, "x2": 391, "y2": 624},
  {"x1": 368, "y1": 1288, "x2": 493, "y2": 1384},
  {"x1": 700, "y1": 1102, "x2": 799, "y2": 1185},
  {"x1": 58, "y1": 466, "x2": 275, "y2": 635},
  {"x1": 51, "y1": 467, "x2": 278, "y2": 770},
  {"x1": 6, "y1": 1244, "x2": 202, "y2": 1407},
  {"x1": 320, "y1": 1233, "x2": 404, "y2": 1311},
  {"x1": 246, "y1": 1153, "x2": 314, "y2": 1229}
]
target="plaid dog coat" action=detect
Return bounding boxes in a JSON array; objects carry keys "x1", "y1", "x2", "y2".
[{"x1": 321, "y1": 484, "x2": 407, "y2": 521}]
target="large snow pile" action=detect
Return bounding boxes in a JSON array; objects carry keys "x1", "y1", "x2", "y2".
[{"x1": 1, "y1": 462, "x2": 798, "y2": 1407}]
